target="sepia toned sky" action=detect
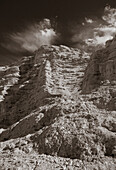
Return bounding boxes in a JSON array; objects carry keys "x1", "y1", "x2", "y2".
[
  {"x1": 0, "y1": 0, "x2": 115, "y2": 30},
  {"x1": 0, "y1": 0, "x2": 116, "y2": 65}
]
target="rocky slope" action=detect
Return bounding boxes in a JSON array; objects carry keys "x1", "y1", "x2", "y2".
[{"x1": 0, "y1": 44, "x2": 116, "y2": 170}]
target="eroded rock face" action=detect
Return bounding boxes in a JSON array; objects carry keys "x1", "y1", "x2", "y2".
[
  {"x1": 0, "y1": 45, "x2": 88, "y2": 128},
  {"x1": 82, "y1": 38, "x2": 116, "y2": 93},
  {"x1": 82, "y1": 38, "x2": 116, "y2": 111},
  {"x1": 0, "y1": 45, "x2": 116, "y2": 170}
]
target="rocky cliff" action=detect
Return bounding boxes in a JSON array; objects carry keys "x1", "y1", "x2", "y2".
[
  {"x1": 82, "y1": 37, "x2": 116, "y2": 111},
  {"x1": 0, "y1": 44, "x2": 116, "y2": 170}
]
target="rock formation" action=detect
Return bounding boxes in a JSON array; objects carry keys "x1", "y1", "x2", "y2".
[
  {"x1": 82, "y1": 37, "x2": 116, "y2": 111},
  {"x1": 0, "y1": 44, "x2": 116, "y2": 169}
]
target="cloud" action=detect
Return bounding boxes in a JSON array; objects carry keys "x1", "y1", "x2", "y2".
[
  {"x1": 71, "y1": 5, "x2": 116, "y2": 50},
  {"x1": 1, "y1": 6, "x2": 116, "y2": 57},
  {"x1": 102, "y1": 5, "x2": 116, "y2": 26},
  {"x1": 85, "y1": 25, "x2": 116, "y2": 47},
  {"x1": 85, "y1": 17, "x2": 94, "y2": 24},
  {"x1": 1, "y1": 19, "x2": 59, "y2": 54}
]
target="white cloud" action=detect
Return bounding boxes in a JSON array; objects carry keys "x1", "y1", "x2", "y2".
[
  {"x1": 71, "y1": 5, "x2": 116, "y2": 49},
  {"x1": 84, "y1": 5, "x2": 116, "y2": 47},
  {"x1": 2, "y1": 19, "x2": 58, "y2": 53},
  {"x1": 85, "y1": 17, "x2": 94, "y2": 24},
  {"x1": 102, "y1": 5, "x2": 116, "y2": 26}
]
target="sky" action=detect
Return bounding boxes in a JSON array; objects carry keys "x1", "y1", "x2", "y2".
[{"x1": 0, "y1": 0, "x2": 116, "y2": 65}]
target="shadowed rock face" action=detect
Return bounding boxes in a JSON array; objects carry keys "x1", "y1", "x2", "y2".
[
  {"x1": 0, "y1": 45, "x2": 116, "y2": 170},
  {"x1": 82, "y1": 38, "x2": 116, "y2": 111},
  {"x1": 82, "y1": 37, "x2": 116, "y2": 93}
]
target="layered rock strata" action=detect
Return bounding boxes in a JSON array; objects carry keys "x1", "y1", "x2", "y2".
[{"x1": 0, "y1": 45, "x2": 115, "y2": 170}]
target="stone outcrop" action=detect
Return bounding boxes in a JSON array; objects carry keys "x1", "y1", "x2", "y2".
[
  {"x1": 0, "y1": 45, "x2": 116, "y2": 170},
  {"x1": 0, "y1": 45, "x2": 88, "y2": 128},
  {"x1": 82, "y1": 37, "x2": 116, "y2": 93},
  {"x1": 82, "y1": 37, "x2": 116, "y2": 110}
]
